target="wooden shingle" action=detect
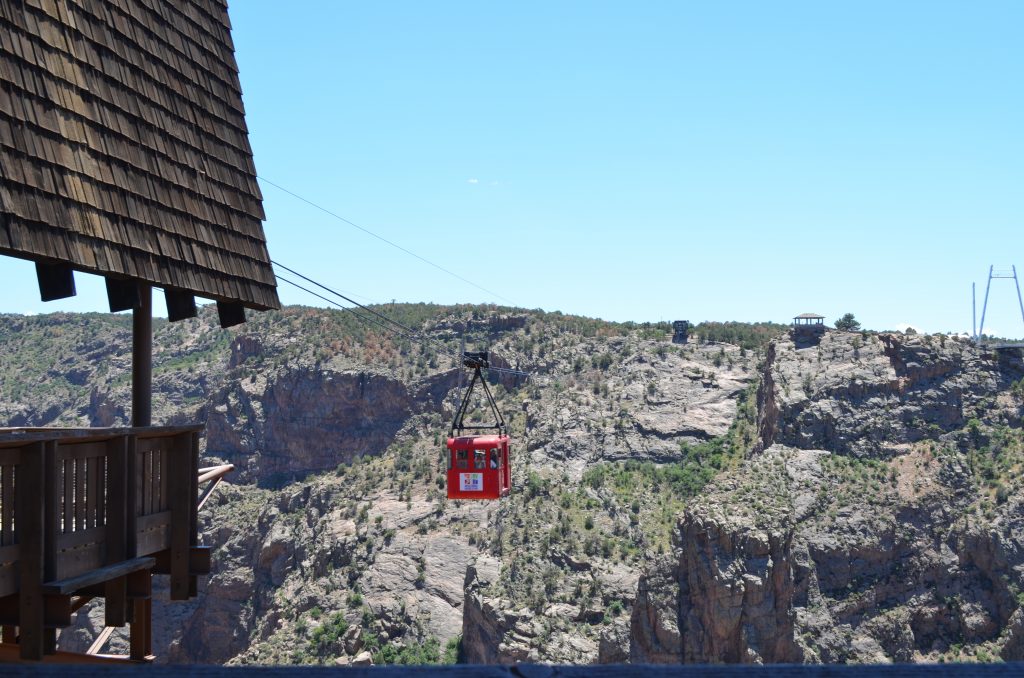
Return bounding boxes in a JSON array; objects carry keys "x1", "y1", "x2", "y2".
[{"x1": 0, "y1": 0, "x2": 278, "y2": 310}]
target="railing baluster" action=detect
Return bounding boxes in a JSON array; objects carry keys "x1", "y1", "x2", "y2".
[
  {"x1": 63, "y1": 457, "x2": 73, "y2": 533},
  {"x1": 144, "y1": 450, "x2": 154, "y2": 516},
  {"x1": 97, "y1": 454, "x2": 107, "y2": 528},
  {"x1": 87, "y1": 455, "x2": 99, "y2": 530},
  {"x1": 75, "y1": 457, "x2": 86, "y2": 532},
  {"x1": 161, "y1": 448, "x2": 170, "y2": 512}
]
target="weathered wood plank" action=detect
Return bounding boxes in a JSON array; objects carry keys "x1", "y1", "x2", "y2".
[
  {"x1": 134, "y1": 525, "x2": 170, "y2": 557},
  {"x1": 42, "y1": 556, "x2": 155, "y2": 595},
  {"x1": 55, "y1": 525, "x2": 106, "y2": 552},
  {"x1": 135, "y1": 510, "x2": 172, "y2": 533},
  {"x1": 56, "y1": 442, "x2": 108, "y2": 462},
  {"x1": 0, "y1": 425, "x2": 204, "y2": 445}
]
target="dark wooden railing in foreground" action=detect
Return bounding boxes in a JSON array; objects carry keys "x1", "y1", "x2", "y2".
[{"x1": 0, "y1": 426, "x2": 212, "y2": 662}]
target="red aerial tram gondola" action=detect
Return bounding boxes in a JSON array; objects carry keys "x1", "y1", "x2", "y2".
[{"x1": 447, "y1": 352, "x2": 511, "y2": 500}]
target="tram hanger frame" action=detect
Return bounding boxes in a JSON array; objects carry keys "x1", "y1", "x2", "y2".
[{"x1": 450, "y1": 351, "x2": 507, "y2": 437}]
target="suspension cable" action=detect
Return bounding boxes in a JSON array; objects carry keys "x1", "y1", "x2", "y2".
[
  {"x1": 274, "y1": 268, "x2": 530, "y2": 380},
  {"x1": 259, "y1": 176, "x2": 516, "y2": 305}
]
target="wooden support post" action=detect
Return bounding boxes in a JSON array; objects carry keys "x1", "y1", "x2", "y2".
[
  {"x1": 127, "y1": 569, "x2": 151, "y2": 660},
  {"x1": 132, "y1": 285, "x2": 152, "y2": 428},
  {"x1": 43, "y1": 595, "x2": 71, "y2": 628},
  {"x1": 169, "y1": 434, "x2": 192, "y2": 600},
  {"x1": 189, "y1": 431, "x2": 200, "y2": 597},
  {"x1": 17, "y1": 442, "x2": 46, "y2": 660},
  {"x1": 104, "y1": 435, "x2": 129, "y2": 627}
]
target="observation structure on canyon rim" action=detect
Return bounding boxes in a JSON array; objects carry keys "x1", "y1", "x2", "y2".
[{"x1": 0, "y1": 0, "x2": 277, "y2": 662}]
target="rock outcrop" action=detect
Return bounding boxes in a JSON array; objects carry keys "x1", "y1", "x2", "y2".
[
  {"x1": 633, "y1": 331, "x2": 1024, "y2": 665},
  {"x1": 758, "y1": 331, "x2": 1020, "y2": 457}
]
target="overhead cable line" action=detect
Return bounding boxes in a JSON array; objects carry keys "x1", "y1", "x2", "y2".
[
  {"x1": 275, "y1": 274, "x2": 413, "y2": 343},
  {"x1": 273, "y1": 263, "x2": 530, "y2": 380},
  {"x1": 274, "y1": 260, "x2": 460, "y2": 362},
  {"x1": 258, "y1": 176, "x2": 517, "y2": 305}
]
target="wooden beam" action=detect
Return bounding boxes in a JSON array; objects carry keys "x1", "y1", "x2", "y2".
[
  {"x1": 153, "y1": 545, "x2": 211, "y2": 576},
  {"x1": 42, "y1": 557, "x2": 155, "y2": 595},
  {"x1": 87, "y1": 626, "x2": 115, "y2": 656},
  {"x1": 164, "y1": 289, "x2": 197, "y2": 322},
  {"x1": 35, "y1": 262, "x2": 76, "y2": 302},
  {"x1": 216, "y1": 300, "x2": 246, "y2": 328},
  {"x1": 104, "y1": 278, "x2": 140, "y2": 313}
]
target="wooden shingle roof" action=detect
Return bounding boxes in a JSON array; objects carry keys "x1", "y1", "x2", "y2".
[{"x1": 0, "y1": 0, "x2": 279, "y2": 310}]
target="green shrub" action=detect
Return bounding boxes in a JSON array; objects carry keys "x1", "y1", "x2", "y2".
[{"x1": 308, "y1": 612, "x2": 349, "y2": 656}]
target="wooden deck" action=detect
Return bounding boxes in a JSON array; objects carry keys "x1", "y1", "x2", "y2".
[{"x1": 0, "y1": 426, "x2": 209, "y2": 662}]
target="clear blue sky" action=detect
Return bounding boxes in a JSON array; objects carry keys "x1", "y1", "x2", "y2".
[{"x1": 2, "y1": 1, "x2": 1022, "y2": 336}]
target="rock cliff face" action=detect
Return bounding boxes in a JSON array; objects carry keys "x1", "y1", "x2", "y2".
[
  {"x1": 4, "y1": 310, "x2": 1023, "y2": 666},
  {"x1": 634, "y1": 330, "x2": 1024, "y2": 665},
  {"x1": 205, "y1": 368, "x2": 417, "y2": 486},
  {"x1": 523, "y1": 340, "x2": 754, "y2": 477},
  {"x1": 757, "y1": 331, "x2": 1019, "y2": 457}
]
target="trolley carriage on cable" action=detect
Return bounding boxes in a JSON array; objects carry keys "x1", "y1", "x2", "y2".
[{"x1": 447, "y1": 351, "x2": 511, "y2": 500}]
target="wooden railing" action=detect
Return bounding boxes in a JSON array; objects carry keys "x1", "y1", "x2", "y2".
[{"x1": 0, "y1": 426, "x2": 207, "y2": 662}]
